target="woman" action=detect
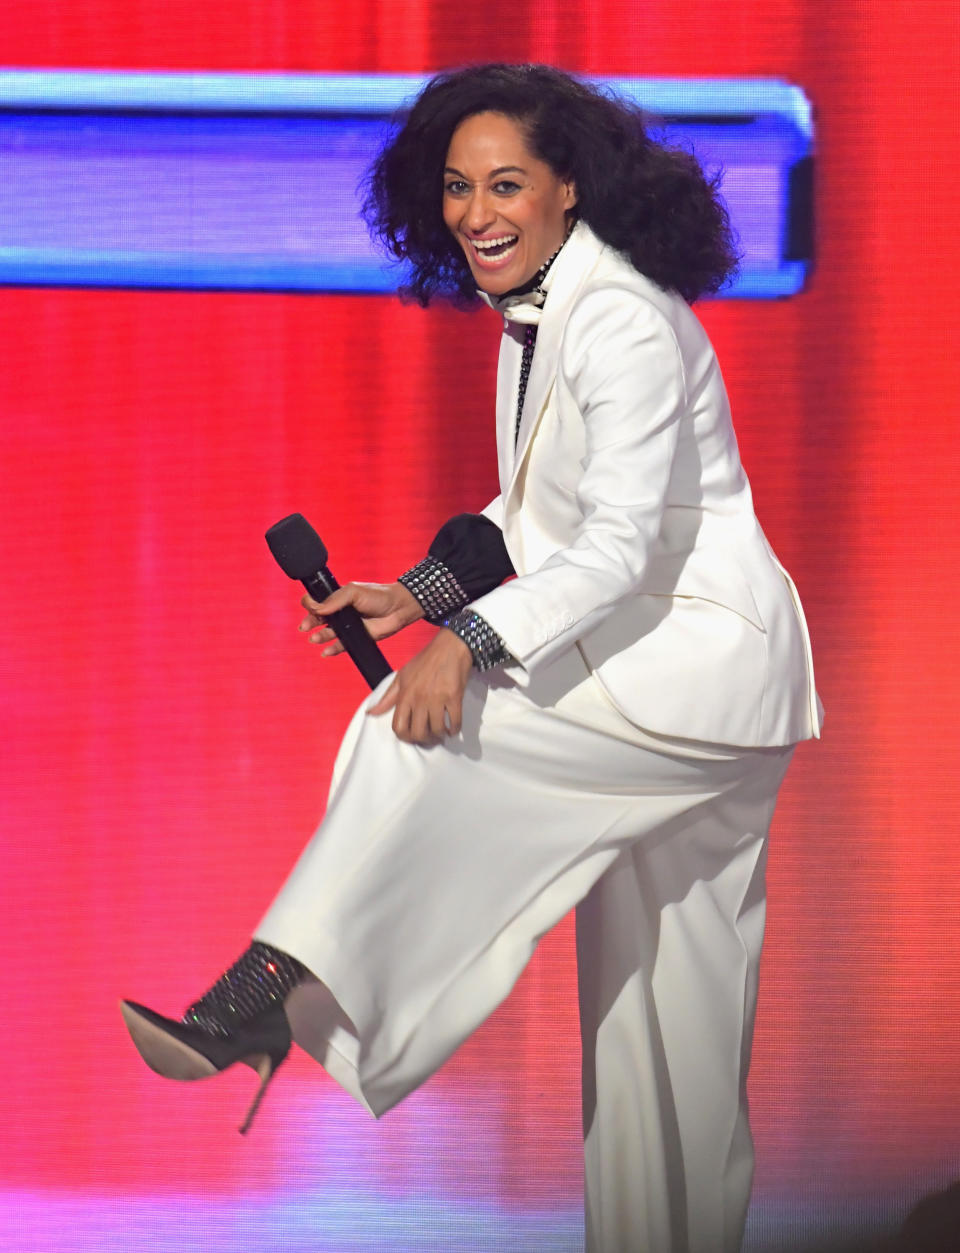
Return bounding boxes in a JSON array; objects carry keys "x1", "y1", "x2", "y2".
[{"x1": 121, "y1": 64, "x2": 821, "y2": 1253}]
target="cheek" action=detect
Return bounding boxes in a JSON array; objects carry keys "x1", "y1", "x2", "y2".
[{"x1": 518, "y1": 197, "x2": 552, "y2": 236}]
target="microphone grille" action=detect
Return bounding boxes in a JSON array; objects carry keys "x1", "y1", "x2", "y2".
[{"x1": 265, "y1": 514, "x2": 328, "y2": 579}]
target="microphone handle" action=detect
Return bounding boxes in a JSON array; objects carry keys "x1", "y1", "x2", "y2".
[{"x1": 302, "y1": 567, "x2": 393, "y2": 690}]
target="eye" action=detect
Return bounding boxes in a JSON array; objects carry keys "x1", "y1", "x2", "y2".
[
  {"x1": 492, "y1": 180, "x2": 522, "y2": 195},
  {"x1": 444, "y1": 180, "x2": 470, "y2": 196}
]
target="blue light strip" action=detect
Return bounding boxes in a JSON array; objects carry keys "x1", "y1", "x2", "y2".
[
  {"x1": 0, "y1": 67, "x2": 813, "y2": 132},
  {"x1": 0, "y1": 69, "x2": 813, "y2": 299},
  {"x1": 0, "y1": 248, "x2": 401, "y2": 293}
]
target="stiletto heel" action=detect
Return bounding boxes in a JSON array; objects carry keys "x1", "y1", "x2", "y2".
[
  {"x1": 119, "y1": 997, "x2": 293, "y2": 1134},
  {"x1": 120, "y1": 940, "x2": 308, "y2": 1131},
  {"x1": 238, "y1": 1053, "x2": 283, "y2": 1136}
]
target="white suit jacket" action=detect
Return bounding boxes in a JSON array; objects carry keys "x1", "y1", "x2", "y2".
[{"x1": 470, "y1": 221, "x2": 821, "y2": 748}]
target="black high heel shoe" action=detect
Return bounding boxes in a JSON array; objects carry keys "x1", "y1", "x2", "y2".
[
  {"x1": 120, "y1": 940, "x2": 309, "y2": 1134},
  {"x1": 119, "y1": 999, "x2": 291, "y2": 1135}
]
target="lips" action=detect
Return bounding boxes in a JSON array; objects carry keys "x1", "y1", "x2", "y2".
[{"x1": 468, "y1": 234, "x2": 520, "y2": 269}]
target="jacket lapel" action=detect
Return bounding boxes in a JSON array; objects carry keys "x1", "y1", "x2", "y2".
[
  {"x1": 494, "y1": 319, "x2": 526, "y2": 496},
  {"x1": 504, "y1": 222, "x2": 606, "y2": 506}
]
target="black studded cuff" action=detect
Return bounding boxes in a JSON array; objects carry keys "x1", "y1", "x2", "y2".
[
  {"x1": 442, "y1": 608, "x2": 513, "y2": 672},
  {"x1": 399, "y1": 556, "x2": 470, "y2": 624}
]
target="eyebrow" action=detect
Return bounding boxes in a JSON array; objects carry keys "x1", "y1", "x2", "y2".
[{"x1": 444, "y1": 165, "x2": 528, "y2": 178}]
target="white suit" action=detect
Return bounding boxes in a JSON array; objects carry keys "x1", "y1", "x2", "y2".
[
  {"x1": 257, "y1": 220, "x2": 821, "y2": 1252},
  {"x1": 473, "y1": 220, "x2": 818, "y2": 747}
]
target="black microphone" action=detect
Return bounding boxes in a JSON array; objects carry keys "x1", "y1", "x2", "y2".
[{"x1": 265, "y1": 513, "x2": 393, "y2": 690}]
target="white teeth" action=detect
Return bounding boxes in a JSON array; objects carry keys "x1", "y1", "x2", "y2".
[{"x1": 472, "y1": 235, "x2": 518, "y2": 250}]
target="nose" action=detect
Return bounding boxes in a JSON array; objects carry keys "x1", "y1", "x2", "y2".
[{"x1": 463, "y1": 187, "x2": 496, "y2": 234}]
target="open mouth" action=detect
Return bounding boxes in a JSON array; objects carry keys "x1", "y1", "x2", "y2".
[{"x1": 470, "y1": 234, "x2": 519, "y2": 263}]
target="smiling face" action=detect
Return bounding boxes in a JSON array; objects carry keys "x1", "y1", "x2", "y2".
[{"x1": 442, "y1": 111, "x2": 577, "y2": 295}]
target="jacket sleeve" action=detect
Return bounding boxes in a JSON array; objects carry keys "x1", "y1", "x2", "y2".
[{"x1": 467, "y1": 289, "x2": 687, "y2": 680}]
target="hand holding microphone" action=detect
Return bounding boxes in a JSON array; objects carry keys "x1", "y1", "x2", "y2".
[
  {"x1": 265, "y1": 514, "x2": 419, "y2": 690},
  {"x1": 299, "y1": 582, "x2": 422, "y2": 655},
  {"x1": 265, "y1": 513, "x2": 473, "y2": 742}
]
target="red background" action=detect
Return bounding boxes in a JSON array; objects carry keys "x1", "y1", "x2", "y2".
[{"x1": 1, "y1": 1, "x2": 958, "y2": 1246}]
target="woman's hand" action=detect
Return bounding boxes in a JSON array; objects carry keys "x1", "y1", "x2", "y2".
[
  {"x1": 368, "y1": 629, "x2": 473, "y2": 745},
  {"x1": 300, "y1": 581, "x2": 423, "y2": 654}
]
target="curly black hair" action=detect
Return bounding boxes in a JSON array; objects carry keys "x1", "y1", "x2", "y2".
[{"x1": 362, "y1": 63, "x2": 740, "y2": 306}]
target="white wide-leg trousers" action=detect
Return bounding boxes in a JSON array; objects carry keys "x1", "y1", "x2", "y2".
[{"x1": 257, "y1": 649, "x2": 793, "y2": 1253}]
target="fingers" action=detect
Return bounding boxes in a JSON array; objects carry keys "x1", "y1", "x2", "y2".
[
  {"x1": 300, "y1": 585, "x2": 367, "y2": 656},
  {"x1": 377, "y1": 687, "x2": 459, "y2": 745},
  {"x1": 399, "y1": 699, "x2": 436, "y2": 745},
  {"x1": 299, "y1": 616, "x2": 331, "y2": 638},
  {"x1": 363, "y1": 631, "x2": 473, "y2": 745},
  {"x1": 427, "y1": 701, "x2": 449, "y2": 740},
  {"x1": 372, "y1": 682, "x2": 456, "y2": 746},
  {"x1": 298, "y1": 582, "x2": 422, "y2": 663},
  {"x1": 444, "y1": 692, "x2": 463, "y2": 737},
  {"x1": 296, "y1": 618, "x2": 341, "y2": 656},
  {"x1": 368, "y1": 680, "x2": 443, "y2": 745},
  {"x1": 300, "y1": 587, "x2": 354, "y2": 617}
]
